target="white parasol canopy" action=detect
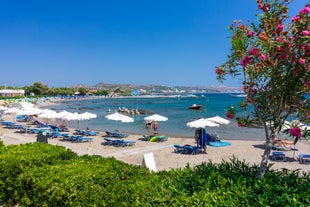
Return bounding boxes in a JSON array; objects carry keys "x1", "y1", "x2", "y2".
[
  {"x1": 144, "y1": 114, "x2": 168, "y2": 122},
  {"x1": 206, "y1": 116, "x2": 230, "y2": 125},
  {"x1": 105, "y1": 112, "x2": 134, "y2": 123},
  {"x1": 17, "y1": 107, "x2": 43, "y2": 116},
  {"x1": 4, "y1": 107, "x2": 23, "y2": 114},
  {"x1": 81, "y1": 112, "x2": 97, "y2": 120},
  {"x1": 0, "y1": 106, "x2": 8, "y2": 111},
  {"x1": 187, "y1": 118, "x2": 220, "y2": 128},
  {"x1": 38, "y1": 109, "x2": 59, "y2": 119}
]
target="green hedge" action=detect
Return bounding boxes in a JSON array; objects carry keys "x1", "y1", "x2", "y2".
[{"x1": 0, "y1": 141, "x2": 309, "y2": 206}]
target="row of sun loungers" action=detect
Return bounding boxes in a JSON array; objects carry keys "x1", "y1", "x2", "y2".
[{"x1": 2, "y1": 120, "x2": 94, "y2": 143}]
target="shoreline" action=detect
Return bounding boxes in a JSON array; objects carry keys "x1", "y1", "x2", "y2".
[
  {"x1": 36, "y1": 97, "x2": 268, "y2": 141},
  {"x1": 1, "y1": 115, "x2": 309, "y2": 173}
]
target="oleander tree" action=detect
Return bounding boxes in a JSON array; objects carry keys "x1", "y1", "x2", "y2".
[{"x1": 215, "y1": 0, "x2": 310, "y2": 178}]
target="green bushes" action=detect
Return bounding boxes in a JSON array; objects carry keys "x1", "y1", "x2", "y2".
[{"x1": 0, "y1": 141, "x2": 309, "y2": 206}]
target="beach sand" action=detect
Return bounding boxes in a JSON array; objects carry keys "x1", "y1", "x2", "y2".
[{"x1": 1, "y1": 116, "x2": 310, "y2": 173}]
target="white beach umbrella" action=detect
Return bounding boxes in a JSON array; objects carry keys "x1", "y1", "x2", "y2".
[
  {"x1": 187, "y1": 118, "x2": 220, "y2": 128},
  {"x1": 105, "y1": 112, "x2": 134, "y2": 123},
  {"x1": 17, "y1": 107, "x2": 43, "y2": 116},
  {"x1": 4, "y1": 107, "x2": 23, "y2": 114},
  {"x1": 81, "y1": 112, "x2": 97, "y2": 120},
  {"x1": 186, "y1": 118, "x2": 219, "y2": 151},
  {"x1": 58, "y1": 110, "x2": 75, "y2": 121},
  {"x1": 38, "y1": 109, "x2": 59, "y2": 119},
  {"x1": 206, "y1": 116, "x2": 230, "y2": 125},
  {"x1": 144, "y1": 114, "x2": 168, "y2": 122},
  {"x1": 0, "y1": 106, "x2": 8, "y2": 111}
]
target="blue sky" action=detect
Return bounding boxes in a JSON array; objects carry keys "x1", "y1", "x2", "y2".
[{"x1": 0, "y1": 0, "x2": 308, "y2": 88}]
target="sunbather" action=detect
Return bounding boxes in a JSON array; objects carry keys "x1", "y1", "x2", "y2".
[{"x1": 273, "y1": 138, "x2": 294, "y2": 149}]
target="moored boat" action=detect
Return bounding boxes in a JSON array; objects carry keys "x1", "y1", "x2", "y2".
[{"x1": 188, "y1": 104, "x2": 202, "y2": 110}]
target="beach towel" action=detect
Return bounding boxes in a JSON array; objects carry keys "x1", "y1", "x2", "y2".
[{"x1": 208, "y1": 141, "x2": 231, "y2": 147}]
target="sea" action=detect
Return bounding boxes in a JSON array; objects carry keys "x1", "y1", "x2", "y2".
[{"x1": 42, "y1": 93, "x2": 266, "y2": 141}]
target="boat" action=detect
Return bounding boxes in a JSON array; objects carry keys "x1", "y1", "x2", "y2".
[
  {"x1": 230, "y1": 94, "x2": 247, "y2": 98},
  {"x1": 188, "y1": 104, "x2": 202, "y2": 110}
]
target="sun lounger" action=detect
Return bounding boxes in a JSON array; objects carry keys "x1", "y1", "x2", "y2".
[
  {"x1": 272, "y1": 145, "x2": 290, "y2": 151},
  {"x1": 120, "y1": 140, "x2": 137, "y2": 147},
  {"x1": 173, "y1": 144, "x2": 184, "y2": 153},
  {"x1": 182, "y1": 145, "x2": 202, "y2": 155},
  {"x1": 298, "y1": 154, "x2": 310, "y2": 164},
  {"x1": 102, "y1": 137, "x2": 113, "y2": 145},
  {"x1": 271, "y1": 151, "x2": 286, "y2": 161},
  {"x1": 105, "y1": 131, "x2": 129, "y2": 138},
  {"x1": 77, "y1": 137, "x2": 93, "y2": 142},
  {"x1": 174, "y1": 144, "x2": 203, "y2": 154}
]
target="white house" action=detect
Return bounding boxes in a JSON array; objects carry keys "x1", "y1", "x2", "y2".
[{"x1": 0, "y1": 89, "x2": 25, "y2": 97}]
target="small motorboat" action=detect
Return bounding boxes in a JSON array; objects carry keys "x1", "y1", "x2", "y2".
[{"x1": 188, "y1": 104, "x2": 202, "y2": 110}]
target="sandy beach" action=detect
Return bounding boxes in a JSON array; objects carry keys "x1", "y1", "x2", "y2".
[{"x1": 1, "y1": 114, "x2": 310, "y2": 173}]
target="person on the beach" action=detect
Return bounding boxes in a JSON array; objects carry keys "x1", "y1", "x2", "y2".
[
  {"x1": 273, "y1": 137, "x2": 294, "y2": 149},
  {"x1": 152, "y1": 121, "x2": 159, "y2": 134},
  {"x1": 195, "y1": 128, "x2": 201, "y2": 147},
  {"x1": 145, "y1": 120, "x2": 152, "y2": 129},
  {"x1": 199, "y1": 130, "x2": 207, "y2": 153}
]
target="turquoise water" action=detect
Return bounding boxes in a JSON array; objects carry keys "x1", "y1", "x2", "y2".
[{"x1": 44, "y1": 94, "x2": 266, "y2": 140}]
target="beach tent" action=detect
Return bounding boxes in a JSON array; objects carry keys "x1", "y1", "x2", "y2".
[{"x1": 105, "y1": 112, "x2": 134, "y2": 123}]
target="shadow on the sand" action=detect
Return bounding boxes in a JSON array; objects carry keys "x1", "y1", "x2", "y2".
[{"x1": 252, "y1": 144, "x2": 265, "y2": 149}]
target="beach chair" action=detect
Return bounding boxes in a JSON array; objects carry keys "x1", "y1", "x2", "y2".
[
  {"x1": 120, "y1": 140, "x2": 137, "y2": 147},
  {"x1": 271, "y1": 151, "x2": 286, "y2": 161},
  {"x1": 105, "y1": 130, "x2": 129, "y2": 138},
  {"x1": 272, "y1": 145, "x2": 290, "y2": 151},
  {"x1": 142, "y1": 134, "x2": 152, "y2": 141},
  {"x1": 102, "y1": 137, "x2": 113, "y2": 145},
  {"x1": 182, "y1": 145, "x2": 202, "y2": 155},
  {"x1": 173, "y1": 144, "x2": 184, "y2": 153},
  {"x1": 77, "y1": 137, "x2": 93, "y2": 142},
  {"x1": 298, "y1": 154, "x2": 310, "y2": 164}
]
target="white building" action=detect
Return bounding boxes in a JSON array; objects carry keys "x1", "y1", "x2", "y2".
[{"x1": 0, "y1": 89, "x2": 25, "y2": 97}]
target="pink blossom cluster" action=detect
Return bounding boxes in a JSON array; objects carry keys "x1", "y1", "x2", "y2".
[
  {"x1": 240, "y1": 47, "x2": 267, "y2": 68},
  {"x1": 215, "y1": 67, "x2": 225, "y2": 75},
  {"x1": 289, "y1": 127, "x2": 302, "y2": 138}
]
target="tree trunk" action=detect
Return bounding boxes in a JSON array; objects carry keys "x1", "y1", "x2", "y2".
[{"x1": 258, "y1": 135, "x2": 274, "y2": 179}]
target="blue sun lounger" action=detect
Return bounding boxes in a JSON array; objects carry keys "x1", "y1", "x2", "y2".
[
  {"x1": 298, "y1": 154, "x2": 310, "y2": 164},
  {"x1": 271, "y1": 151, "x2": 286, "y2": 161}
]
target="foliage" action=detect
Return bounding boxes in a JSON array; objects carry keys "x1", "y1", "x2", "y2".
[
  {"x1": 0, "y1": 142, "x2": 310, "y2": 206},
  {"x1": 78, "y1": 87, "x2": 88, "y2": 95},
  {"x1": 215, "y1": 0, "x2": 310, "y2": 177}
]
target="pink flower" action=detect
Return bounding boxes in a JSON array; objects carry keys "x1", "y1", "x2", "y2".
[
  {"x1": 307, "y1": 65, "x2": 310, "y2": 71},
  {"x1": 277, "y1": 24, "x2": 284, "y2": 32},
  {"x1": 276, "y1": 45, "x2": 283, "y2": 52},
  {"x1": 215, "y1": 67, "x2": 225, "y2": 75},
  {"x1": 249, "y1": 48, "x2": 259, "y2": 56},
  {"x1": 259, "y1": 53, "x2": 266, "y2": 60},
  {"x1": 300, "y1": 5, "x2": 310, "y2": 14},
  {"x1": 289, "y1": 127, "x2": 302, "y2": 138},
  {"x1": 247, "y1": 31, "x2": 254, "y2": 37},
  {"x1": 292, "y1": 16, "x2": 300, "y2": 22},
  {"x1": 276, "y1": 37, "x2": 282, "y2": 42},
  {"x1": 299, "y1": 58, "x2": 306, "y2": 65},
  {"x1": 302, "y1": 30, "x2": 310, "y2": 36}
]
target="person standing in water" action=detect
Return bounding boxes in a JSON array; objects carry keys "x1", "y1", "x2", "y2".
[{"x1": 152, "y1": 121, "x2": 159, "y2": 134}]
